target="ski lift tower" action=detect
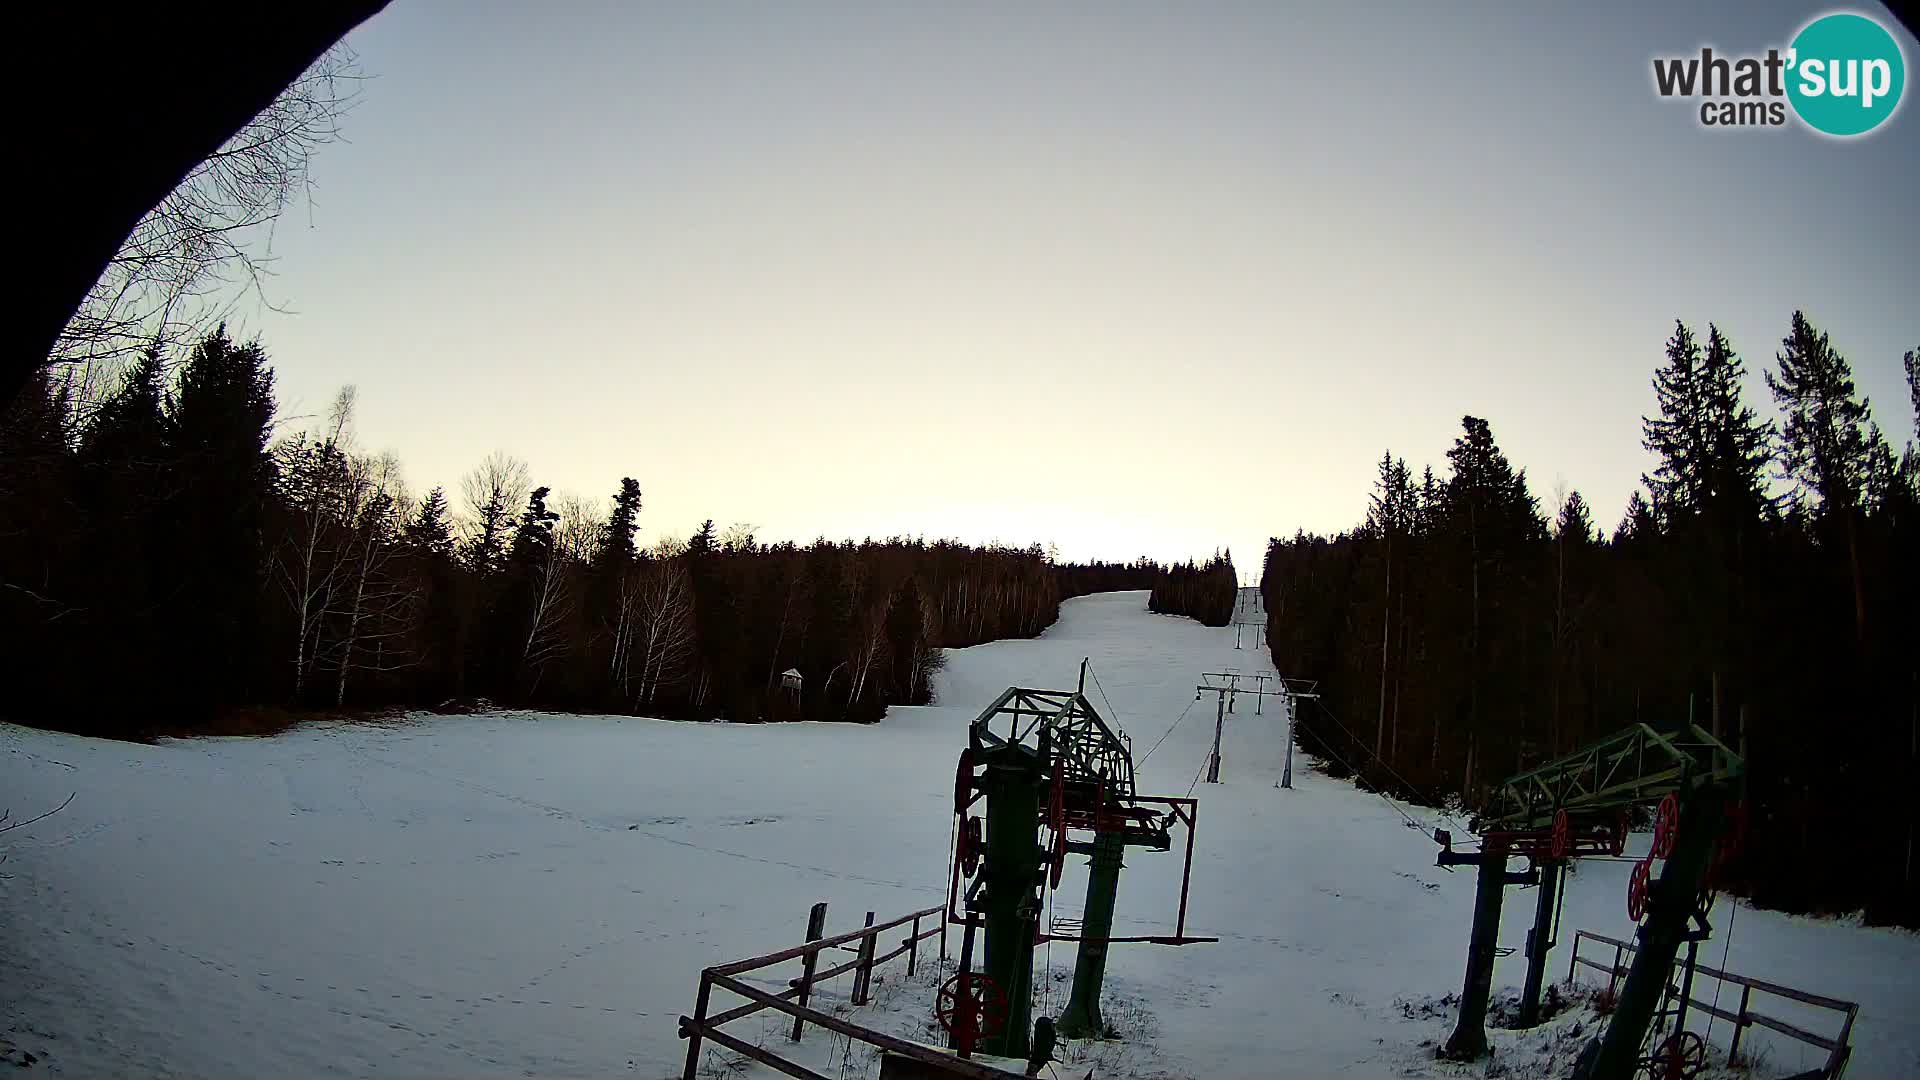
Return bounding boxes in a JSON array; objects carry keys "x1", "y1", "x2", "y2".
[
  {"x1": 944, "y1": 664, "x2": 1214, "y2": 1059},
  {"x1": 1434, "y1": 721, "x2": 1745, "y2": 1080}
]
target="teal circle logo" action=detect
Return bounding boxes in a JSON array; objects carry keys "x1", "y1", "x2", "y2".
[{"x1": 1787, "y1": 13, "x2": 1905, "y2": 136}]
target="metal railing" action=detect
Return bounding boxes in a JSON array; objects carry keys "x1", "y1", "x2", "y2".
[
  {"x1": 1568, "y1": 929, "x2": 1858, "y2": 1078},
  {"x1": 678, "y1": 901, "x2": 1021, "y2": 1080}
]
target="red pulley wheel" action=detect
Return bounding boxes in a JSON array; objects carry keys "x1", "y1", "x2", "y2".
[
  {"x1": 953, "y1": 748, "x2": 975, "y2": 816},
  {"x1": 1049, "y1": 817, "x2": 1067, "y2": 889},
  {"x1": 958, "y1": 816, "x2": 983, "y2": 877},
  {"x1": 1551, "y1": 809, "x2": 1571, "y2": 860},
  {"x1": 935, "y1": 971, "x2": 1008, "y2": 1049},
  {"x1": 1627, "y1": 858, "x2": 1652, "y2": 922},
  {"x1": 1652, "y1": 793, "x2": 1680, "y2": 859},
  {"x1": 1653, "y1": 1030, "x2": 1706, "y2": 1080}
]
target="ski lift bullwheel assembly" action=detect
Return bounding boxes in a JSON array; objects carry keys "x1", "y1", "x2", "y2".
[
  {"x1": 1627, "y1": 858, "x2": 1652, "y2": 922},
  {"x1": 1551, "y1": 809, "x2": 1571, "y2": 859},
  {"x1": 935, "y1": 971, "x2": 1007, "y2": 1048}
]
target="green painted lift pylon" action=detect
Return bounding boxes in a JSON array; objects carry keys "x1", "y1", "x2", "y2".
[
  {"x1": 951, "y1": 679, "x2": 1212, "y2": 1060},
  {"x1": 1578, "y1": 785, "x2": 1729, "y2": 1080},
  {"x1": 1056, "y1": 827, "x2": 1125, "y2": 1037},
  {"x1": 973, "y1": 738, "x2": 1045, "y2": 1060},
  {"x1": 1439, "y1": 721, "x2": 1743, "y2": 1080}
]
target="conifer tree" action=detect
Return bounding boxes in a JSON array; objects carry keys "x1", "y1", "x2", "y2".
[
  {"x1": 1767, "y1": 311, "x2": 1876, "y2": 642},
  {"x1": 162, "y1": 326, "x2": 277, "y2": 707},
  {"x1": 599, "y1": 478, "x2": 643, "y2": 567},
  {"x1": 404, "y1": 488, "x2": 456, "y2": 559},
  {"x1": 1642, "y1": 320, "x2": 1708, "y2": 524}
]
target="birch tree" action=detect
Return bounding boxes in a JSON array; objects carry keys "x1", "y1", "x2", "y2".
[{"x1": 633, "y1": 555, "x2": 696, "y2": 708}]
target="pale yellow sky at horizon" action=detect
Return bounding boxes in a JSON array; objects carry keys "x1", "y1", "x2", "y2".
[{"x1": 234, "y1": 2, "x2": 1916, "y2": 576}]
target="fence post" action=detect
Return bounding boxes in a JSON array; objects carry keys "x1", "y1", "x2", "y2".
[
  {"x1": 1609, "y1": 943, "x2": 1624, "y2": 995},
  {"x1": 681, "y1": 970, "x2": 713, "y2": 1080},
  {"x1": 1568, "y1": 933, "x2": 1579, "y2": 985},
  {"x1": 789, "y1": 901, "x2": 828, "y2": 1041},
  {"x1": 1728, "y1": 983, "x2": 1753, "y2": 1064},
  {"x1": 852, "y1": 911, "x2": 877, "y2": 1005},
  {"x1": 908, "y1": 913, "x2": 921, "y2": 977}
]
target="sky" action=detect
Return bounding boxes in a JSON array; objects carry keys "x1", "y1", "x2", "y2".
[{"x1": 244, "y1": 1, "x2": 1920, "y2": 578}]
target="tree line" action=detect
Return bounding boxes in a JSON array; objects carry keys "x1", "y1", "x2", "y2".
[
  {"x1": 0, "y1": 329, "x2": 1169, "y2": 737},
  {"x1": 1148, "y1": 554, "x2": 1238, "y2": 626},
  {"x1": 1262, "y1": 313, "x2": 1918, "y2": 925}
]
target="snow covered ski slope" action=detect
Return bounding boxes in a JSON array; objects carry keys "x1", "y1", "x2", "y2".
[{"x1": 2, "y1": 591, "x2": 1915, "y2": 1078}]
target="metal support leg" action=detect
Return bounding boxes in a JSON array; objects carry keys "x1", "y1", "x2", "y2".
[
  {"x1": 1519, "y1": 859, "x2": 1563, "y2": 1028},
  {"x1": 1442, "y1": 839, "x2": 1510, "y2": 1060},
  {"x1": 1057, "y1": 828, "x2": 1125, "y2": 1038}
]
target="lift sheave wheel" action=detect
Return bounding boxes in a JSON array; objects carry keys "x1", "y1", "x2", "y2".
[
  {"x1": 1646, "y1": 1030, "x2": 1706, "y2": 1079},
  {"x1": 1651, "y1": 793, "x2": 1680, "y2": 859},
  {"x1": 1551, "y1": 809, "x2": 1571, "y2": 860},
  {"x1": 1627, "y1": 858, "x2": 1652, "y2": 922},
  {"x1": 958, "y1": 816, "x2": 983, "y2": 878},
  {"x1": 953, "y1": 748, "x2": 975, "y2": 817},
  {"x1": 935, "y1": 971, "x2": 1008, "y2": 1047}
]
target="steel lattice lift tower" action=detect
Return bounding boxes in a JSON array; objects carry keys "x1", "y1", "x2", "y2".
[
  {"x1": 941, "y1": 671, "x2": 1213, "y2": 1062},
  {"x1": 1435, "y1": 721, "x2": 1746, "y2": 1080}
]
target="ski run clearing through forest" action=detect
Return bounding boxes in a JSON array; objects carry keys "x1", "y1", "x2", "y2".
[{"x1": 2, "y1": 592, "x2": 1915, "y2": 1079}]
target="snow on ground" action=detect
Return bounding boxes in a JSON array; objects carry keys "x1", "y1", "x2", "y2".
[{"x1": 2, "y1": 591, "x2": 1915, "y2": 1079}]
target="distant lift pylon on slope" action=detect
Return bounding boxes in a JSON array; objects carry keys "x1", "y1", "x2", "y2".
[{"x1": 943, "y1": 661, "x2": 1215, "y2": 1062}]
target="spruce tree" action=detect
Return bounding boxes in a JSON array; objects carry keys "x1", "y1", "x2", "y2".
[
  {"x1": 1767, "y1": 311, "x2": 1876, "y2": 644},
  {"x1": 161, "y1": 326, "x2": 277, "y2": 708},
  {"x1": 1697, "y1": 324, "x2": 1775, "y2": 525},
  {"x1": 404, "y1": 487, "x2": 456, "y2": 558},
  {"x1": 1613, "y1": 490, "x2": 1657, "y2": 544},
  {"x1": 599, "y1": 478, "x2": 643, "y2": 567},
  {"x1": 1642, "y1": 320, "x2": 1708, "y2": 524},
  {"x1": 1767, "y1": 311, "x2": 1874, "y2": 515}
]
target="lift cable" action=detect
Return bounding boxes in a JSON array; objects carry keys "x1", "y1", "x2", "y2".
[
  {"x1": 1186, "y1": 749, "x2": 1210, "y2": 798},
  {"x1": 1138, "y1": 696, "x2": 1198, "y2": 766},
  {"x1": 1704, "y1": 896, "x2": 1739, "y2": 1049},
  {"x1": 1307, "y1": 696, "x2": 1475, "y2": 835},
  {"x1": 1285, "y1": 712, "x2": 1432, "y2": 832}
]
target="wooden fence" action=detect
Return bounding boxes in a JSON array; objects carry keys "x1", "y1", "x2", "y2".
[
  {"x1": 678, "y1": 901, "x2": 1022, "y2": 1080},
  {"x1": 1567, "y1": 929, "x2": 1858, "y2": 1078}
]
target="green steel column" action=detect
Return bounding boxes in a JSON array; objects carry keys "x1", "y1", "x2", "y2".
[
  {"x1": 1583, "y1": 786, "x2": 1727, "y2": 1080},
  {"x1": 1517, "y1": 858, "x2": 1562, "y2": 1028},
  {"x1": 979, "y1": 747, "x2": 1041, "y2": 1059},
  {"x1": 1056, "y1": 827, "x2": 1125, "y2": 1038},
  {"x1": 1441, "y1": 837, "x2": 1510, "y2": 1060}
]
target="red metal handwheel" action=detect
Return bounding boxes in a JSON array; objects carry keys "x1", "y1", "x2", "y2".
[
  {"x1": 935, "y1": 972, "x2": 1008, "y2": 1049},
  {"x1": 1627, "y1": 858, "x2": 1652, "y2": 922},
  {"x1": 953, "y1": 748, "x2": 975, "y2": 817},
  {"x1": 1551, "y1": 809, "x2": 1571, "y2": 860},
  {"x1": 1652, "y1": 793, "x2": 1679, "y2": 859}
]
